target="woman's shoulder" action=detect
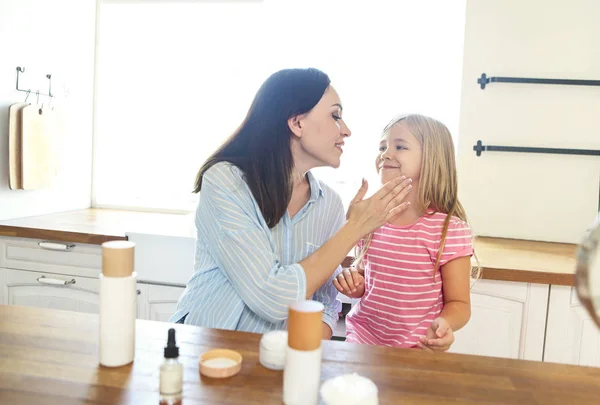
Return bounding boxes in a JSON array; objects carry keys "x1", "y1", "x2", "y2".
[
  {"x1": 204, "y1": 161, "x2": 242, "y2": 179},
  {"x1": 203, "y1": 161, "x2": 247, "y2": 191}
]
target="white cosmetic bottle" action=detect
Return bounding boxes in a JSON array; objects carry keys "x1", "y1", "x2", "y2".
[
  {"x1": 283, "y1": 300, "x2": 324, "y2": 405},
  {"x1": 99, "y1": 240, "x2": 137, "y2": 367}
]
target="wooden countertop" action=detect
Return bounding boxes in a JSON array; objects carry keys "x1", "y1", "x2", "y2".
[
  {"x1": 1, "y1": 305, "x2": 599, "y2": 405},
  {"x1": 473, "y1": 237, "x2": 576, "y2": 286},
  {"x1": 0, "y1": 208, "x2": 578, "y2": 286},
  {"x1": 0, "y1": 208, "x2": 195, "y2": 244}
]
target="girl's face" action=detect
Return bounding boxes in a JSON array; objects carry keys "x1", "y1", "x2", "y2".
[
  {"x1": 376, "y1": 123, "x2": 423, "y2": 185},
  {"x1": 291, "y1": 86, "x2": 352, "y2": 169}
]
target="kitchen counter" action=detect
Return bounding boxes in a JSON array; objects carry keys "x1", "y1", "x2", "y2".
[
  {"x1": 0, "y1": 208, "x2": 195, "y2": 244},
  {"x1": 0, "y1": 208, "x2": 578, "y2": 286},
  {"x1": 1, "y1": 305, "x2": 599, "y2": 405}
]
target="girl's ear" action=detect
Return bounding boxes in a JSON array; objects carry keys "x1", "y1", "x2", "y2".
[{"x1": 288, "y1": 114, "x2": 304, "y2": 138}]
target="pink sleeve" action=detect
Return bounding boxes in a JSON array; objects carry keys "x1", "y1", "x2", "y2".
[{"x1": 438, "y1": 219, "x2": 473, "y2": 267}]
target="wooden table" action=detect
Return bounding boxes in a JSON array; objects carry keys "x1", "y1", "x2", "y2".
[{"x1": 1, "y1": 306, "x2": 600, "y2": 404}]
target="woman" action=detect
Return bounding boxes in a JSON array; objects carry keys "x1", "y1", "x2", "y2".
[{"x1": 170, "y1": 68, "x2": 411, "y2": 338}]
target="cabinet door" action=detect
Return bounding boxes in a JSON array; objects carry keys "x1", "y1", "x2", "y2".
[
  {"x1": 137, "y1": 284, "x2": 185, "y2": 322},
  {"x1": 449, "y1": 280, "x2": 549, "y2": 361},
  {"x1": 0, "y1": 268, "x2": 5, "y2": 304},
  {"x1": 544, "y1": 285, "x2": 600, "y2": 367},
  {"x1": 2, "y1": 268, "x2": 100, "y2": 314}
]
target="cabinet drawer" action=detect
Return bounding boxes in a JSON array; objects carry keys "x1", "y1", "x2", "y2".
[
  {"x1": 3, "y1": 268, "x2": 100, "y2": 314},
  {"x1": 0, "y1": 236, "x2": 101, "y2": 277}
]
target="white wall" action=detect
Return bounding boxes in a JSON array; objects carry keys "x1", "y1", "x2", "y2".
[
  {"x1": 0, "y1": 0, "x2": 96, "y2": 220},
  {"x1": 457, "y1": 0, "x2": 600, "y2": 243}
]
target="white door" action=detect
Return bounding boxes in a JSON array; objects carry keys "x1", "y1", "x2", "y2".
[
  {"x1": 137, "y1": 283, "x2": 185, "y2": 322},
  {"x1": 544, "y1": 285, "x2": 600, "y2": 367},
  {"x1": 449, "y1": 279, "x2": 549, "y2": 361},
  {"x1": 2, "y1": 268, "x2": 100, "y2": 314}
]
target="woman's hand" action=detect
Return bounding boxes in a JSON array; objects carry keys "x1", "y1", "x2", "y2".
[
  {"x1": 333, "y1": 267, "x2": 365, "y2": 298},
  {"x1": 416, "y1": 317, "x2": 454, "y2": 352},
  {"x1": 346, "y1": 177, "x2": 412, "y2": 236}
]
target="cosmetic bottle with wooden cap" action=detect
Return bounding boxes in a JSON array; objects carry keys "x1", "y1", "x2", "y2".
[
  {"x1": 99, "y1": 240, "x2": 137, "y2": 367},
  {"x1": 283, "y1": 300, "x2": 324, "y2": 405}
]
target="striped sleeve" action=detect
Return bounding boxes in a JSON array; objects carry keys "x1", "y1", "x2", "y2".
[
  {"x1": 438, "y1": 218, "x2": 474, "y2": 267},
  {"x1": 312, "y1": 191, "x2": 344, "y2": 333},
  {"x1": 200, "y1": 163, "x2": 307, "y2": 324}
]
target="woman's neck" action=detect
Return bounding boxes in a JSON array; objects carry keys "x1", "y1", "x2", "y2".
[
  {"x1": 291, "y1": 151, "x2": 314, "y2": 190},
  {"x1": 290, "y1": 142, "x2": 318, "y2": 190},
  {"x1": 288, "y1": 167, "x2": 311, "y2": 219},
  {"x1": 291, "y1": 169, "x2": 309, "y2": 190}
]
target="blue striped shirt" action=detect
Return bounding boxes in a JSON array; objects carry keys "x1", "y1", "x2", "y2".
[{"x1": 170, "y1": 162, "x2": 344, "y2": 333}]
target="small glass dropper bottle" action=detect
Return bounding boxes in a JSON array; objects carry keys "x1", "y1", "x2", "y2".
[{"x1": 160, "y1": 328, "x2": 183, "y2": 405}]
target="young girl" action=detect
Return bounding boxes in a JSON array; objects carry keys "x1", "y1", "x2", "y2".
[{"x1": 334, "y1": 114, "x2": 477, "y2": 351}]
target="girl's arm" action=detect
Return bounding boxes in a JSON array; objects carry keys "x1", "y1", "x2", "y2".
[
  {"x1": 439, "y1": 255, "x2": 472, "y2": 331},
  {"x1": 418, "y1": 256, "x2": 471, "y2": 351}
]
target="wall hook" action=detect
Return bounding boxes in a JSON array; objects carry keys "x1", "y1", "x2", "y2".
[{"x1": 15, "y1": 66, "x2": 53, "y2": 99}]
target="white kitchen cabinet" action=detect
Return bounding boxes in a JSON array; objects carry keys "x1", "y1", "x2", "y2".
[
  {"x1": 0, "y1": 236, "x2": 183, "y2": 322},
  {"x1": 449, "y1": 279, "x2": 549, "y2": 361},
  {"x1": 0, "y1": 236, "x2": 101, "y2": 278},
  {"x1": 2, "y1": 268, "x2": 100, "y2": 314},
  {"x1": 136, "y1": 283, "x2": 185, "y2": 322},
  {"x1": 0, "y1": 268, "x2": 4, "y2": 304},
  {"x1": 544, "y1": 285, "x2": 600, "y2": 367}
]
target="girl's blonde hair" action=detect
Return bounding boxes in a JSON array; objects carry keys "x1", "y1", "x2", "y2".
[{"x1": 354, "y1": 114, "x2": 480, "y2": 279}]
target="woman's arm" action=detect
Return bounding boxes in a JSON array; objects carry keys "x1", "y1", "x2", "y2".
[
  {"x1": 201, "y1": 165, "x2": 307, "y2": 324},
  {"x1": 299, "y1": 177, "x2": 412, "y2": 297},
  {"x1": 202, "y1": 164, "x2": 411, "y2": 324}
]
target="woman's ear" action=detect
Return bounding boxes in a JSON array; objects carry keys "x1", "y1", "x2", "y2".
[{"x1": 288, "y1": 114, "x2": 303, "y2": 138}]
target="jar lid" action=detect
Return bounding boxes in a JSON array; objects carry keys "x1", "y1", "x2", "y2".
[
  {"x1": 199, "y1": 349, "x2": 242, "y2": 379},
  {"x1": 259, "y1": 330, "x2": 287, "y2": 370}
]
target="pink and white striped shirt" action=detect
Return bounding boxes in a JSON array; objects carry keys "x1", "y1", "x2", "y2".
[{"x1": 345, "y1": 211, "x2": 473, "y2": 348}]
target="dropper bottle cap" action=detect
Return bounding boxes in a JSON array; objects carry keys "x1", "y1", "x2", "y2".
[{"x1": 164, "y1": 328, "x2": 179, "y2": 359}]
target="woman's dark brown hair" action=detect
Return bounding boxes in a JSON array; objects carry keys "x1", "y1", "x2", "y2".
[{"x1": 194, "y1": 68, "x2": 331, "y2": 228}]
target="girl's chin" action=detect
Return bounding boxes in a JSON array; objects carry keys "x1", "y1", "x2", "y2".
[{"x1": 380, "y1": 172, "x2": 404, "y2": 184}]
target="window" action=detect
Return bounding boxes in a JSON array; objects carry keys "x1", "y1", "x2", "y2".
[{"x1": 94, "y1": 0, "x2": 466, "y2": 212}]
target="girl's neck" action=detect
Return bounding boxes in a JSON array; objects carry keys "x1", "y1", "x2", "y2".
[{"x1": 387, "y1": 180, "x2": 424, "y2": 226}]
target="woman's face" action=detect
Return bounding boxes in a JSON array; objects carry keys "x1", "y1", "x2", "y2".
[{"x1": 291, "y1": 86, "x2": 352, "y2": 169}]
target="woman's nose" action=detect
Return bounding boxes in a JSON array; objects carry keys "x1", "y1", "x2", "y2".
[{"x1": 341, "y1": 120, "x2": 351, "y2": 138}]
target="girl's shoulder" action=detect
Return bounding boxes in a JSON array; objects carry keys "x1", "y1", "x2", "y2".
[
  {"x1": 417, "y1": 211, "x2": 470, "y2": 230},
  {"x1": 407, "y1": 212, "x2": 472, "y2": 245}
]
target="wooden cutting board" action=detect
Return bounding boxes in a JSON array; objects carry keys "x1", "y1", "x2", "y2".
[
  {"x1": 21, "y1": 104, "x2": 57, "y2": 190},
  {"x1": 8, "y1": 102, "x2": 29, "y2": 190}
]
